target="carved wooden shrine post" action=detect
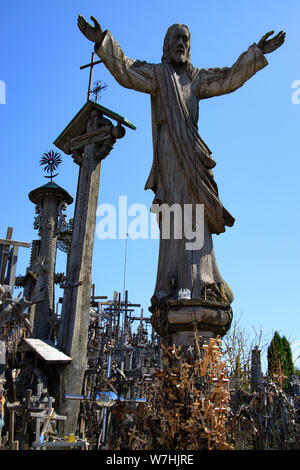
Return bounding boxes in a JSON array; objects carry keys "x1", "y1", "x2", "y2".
[
  {"x1": 28, "y1": 182, "x2": 73, "y2": 339},
  {"x1": 54, "y1": 100, "x2": 135, "y2": 434}
]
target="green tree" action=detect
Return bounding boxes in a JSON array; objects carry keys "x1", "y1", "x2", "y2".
[
  {"x1": 267, "y1": 332, "x2": 295, "y2": 387},
  {"x1": 282, "y1": 336, "x2": 295, "y2": 377},
  {"x1": 267, "y1": 331, "x2": 284, "y2": 378}
]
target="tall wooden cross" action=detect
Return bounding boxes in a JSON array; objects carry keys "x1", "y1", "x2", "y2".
[
  {"x1": 80, "y1": 51, "x2": 102, "y2": 101},
  {"x1": 0, "y1": 227, "x2": 30, "y2": 288}
]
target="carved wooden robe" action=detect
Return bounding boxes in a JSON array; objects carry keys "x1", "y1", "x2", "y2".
[{"x1": 95, "y1": 33, "x2": 268, "y2": 307}]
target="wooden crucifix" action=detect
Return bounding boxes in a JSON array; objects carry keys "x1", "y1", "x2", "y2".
[{"x1": 30, "y1": 406, "x2": 67, "y2": 447}]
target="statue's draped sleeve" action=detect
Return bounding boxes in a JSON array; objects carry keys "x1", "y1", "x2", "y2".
[
  {"x1": 197, "y1": 43, "x2": 268, "y2": 99},
  {"x1": 94, "y1": 30, "x2": 157, "y2": 94}
]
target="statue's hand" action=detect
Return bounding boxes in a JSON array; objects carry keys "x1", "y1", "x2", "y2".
[
  {"x1": 257, "y1": 30, "x2": 286, "y2": 54},
  {"x1": 77, "y1": 15, "x2": 103, "y2": 44}
]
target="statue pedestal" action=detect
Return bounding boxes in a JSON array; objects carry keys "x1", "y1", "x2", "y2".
[{"x1": 153, "y1": 298, "x2": 232, "y2": 346}]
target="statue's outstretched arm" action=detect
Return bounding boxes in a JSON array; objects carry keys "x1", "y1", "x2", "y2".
[
  {"x1": 198, "y1": 30, "x2": 285, "y2": 100},
  {"x1": 78, "y1": 15, "x2": 157, "y2": 95}
]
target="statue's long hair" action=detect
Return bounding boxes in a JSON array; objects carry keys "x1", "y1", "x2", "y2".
[{"x1": 161, "y1": 24, "x2": 196, "y2": 79}]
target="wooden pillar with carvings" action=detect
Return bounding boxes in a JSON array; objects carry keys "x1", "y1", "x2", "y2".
[
  {"x1": 28, "y1": 182, "x2": 73, "y2": 340},
  {"x1": 53, "y1": 100, "x2": 135, "y2": 435}
]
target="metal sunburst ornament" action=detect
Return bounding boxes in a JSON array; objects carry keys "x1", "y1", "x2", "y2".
[
  {"x1": 40, "y1": 150, "x2": 62, "y2": 181},
  {"x1": 91, "y1": 79, "x2": 107, "y2": 103}
]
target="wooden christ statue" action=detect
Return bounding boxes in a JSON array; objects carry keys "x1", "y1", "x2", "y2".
[{"x1": 78, "y1": 16, "x2": 285, "y2": 341}]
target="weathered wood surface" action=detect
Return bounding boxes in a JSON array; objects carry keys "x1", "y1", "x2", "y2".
[
  {"x1": 0, "y1": 239, "x2": 31, "y2": 248},
  {"x1": 54, "y1": 99, "x2": 135, "y2": 155},
  {"x1": 0, "y1": 227, "x2": 13, "y2": 285},
  {"x1": 91, "y1": 24, "x2": 270, "y2": 324},
  {"x1": 28, "y1": 184, "x2": 73, "y2": 339},
  {"x1": 55, "y1": 107, "x2": 121, "y2": 435},
  {"x1": 18, "y1": 338, "x2": 72, "y2": 363},
  {"x1": 168, "y1": 308, "x2": 231, "y2": 326},
  {"x1": 32, "y1": 440, "x2": 87, "y2": 449},
  {"x1": 77, "y1": 17, "x2": 285, "y2": 343}
]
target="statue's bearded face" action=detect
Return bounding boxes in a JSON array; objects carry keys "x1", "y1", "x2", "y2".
[{"x1": 168, "y1": 26, "x2": 190, "y2": 64}]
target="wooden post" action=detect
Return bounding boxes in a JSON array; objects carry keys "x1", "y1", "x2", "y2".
[
  {"x1": 54, "y1": 101, "x2": 134, "y2": 435},
  {"x1": 0, "y1": 227, "x2": 13, "y2": 284},
  {"x1": 7, "y1": 401, "x2": 22, "y2": 449},
  {"x1": 9, "y1": 408, "x2": 15, "y2": 448},
  {"x1": 0, "y1": 230, "x2": 30, "y2": 292}
]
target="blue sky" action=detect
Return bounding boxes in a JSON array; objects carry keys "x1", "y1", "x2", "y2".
[{"x1": 1, "y1": 0, "x2": 299, "y2": 370}]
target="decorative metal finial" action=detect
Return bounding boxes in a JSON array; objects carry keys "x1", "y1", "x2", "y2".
[
  {"x1": 40, "y1": 150, "x2": 62, "y2": 181},
  {"x1": 91, "y1": 79, "x2": 107, "y2": 103}
]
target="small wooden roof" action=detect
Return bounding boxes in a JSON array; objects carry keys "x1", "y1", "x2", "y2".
[
  {"x1": 18, "y1": 338, "x2": 72, "y2": 364},
  {"x1": 54, "y1": 100, "x2": 136, "y2": 154},
  {"x1": 28, "y1": 181, "x2": 73, "y2": 205}
]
